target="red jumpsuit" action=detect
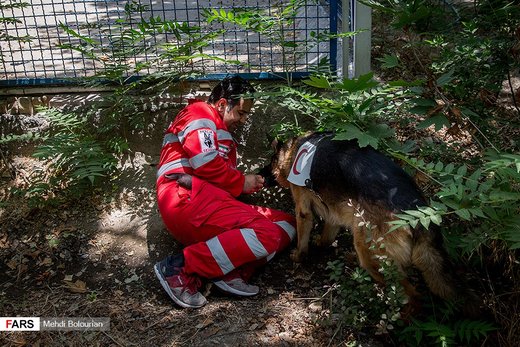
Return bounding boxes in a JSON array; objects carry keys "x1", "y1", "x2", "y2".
[{"x1": 156, "y1": 100, "x2": 296, "y2": 280}]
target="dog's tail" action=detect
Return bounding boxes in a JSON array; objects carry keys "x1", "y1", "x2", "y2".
[
  {"x1": 411, "y1": 227, "x2": 481, "y2": 316},
  {"x1": 411, "y1": 230, "x2": 457, "y2": 299}
]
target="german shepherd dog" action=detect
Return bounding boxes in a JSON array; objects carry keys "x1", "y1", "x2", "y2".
[{"x1": 261, "y1": 132, "x2": 471, "y2": 307}]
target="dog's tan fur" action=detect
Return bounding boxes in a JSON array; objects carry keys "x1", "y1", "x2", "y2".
[{"x1": 272, "y1": 136, "x2": 458, "y2": 302}]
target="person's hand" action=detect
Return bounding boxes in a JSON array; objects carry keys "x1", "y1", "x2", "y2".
[{"x1": 243, "y1": 174, "x2": 264, "y2": 194}]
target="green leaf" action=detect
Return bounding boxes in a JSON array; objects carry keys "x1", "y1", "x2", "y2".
[
  {"x1": 378, "y1": 54, "x2": 399, "y2": 69},
  {"x1": 413, "y1": 98, "x2": 438, "y2": 107},
  {"x1": 468, "y1": 208, "x2": 486, "y2": 219},
  {"x1": 434, "y1": 161, "x2": 444, "y2": 172},
  {"x1": 303, "y1": 75, "x2": 330, "y2": 89},
  {"x1": 455, "y1": 209, "x2": 472, "y2": 221},
  {"x1": 387, "y1": 219, "x2": 410, "y2": 232},
  {"x1": 436, "y1": 69, "x2": 454, "y2": 87},
  {"x1": 404, "y1": 209, "x2": 425, "y2": 218},
  {"x1": 430, "y1": 200, "x2": 448, "y2": 211},
  {"x1": 444, "y1": 163, "x2": 455, "y2": 174},
  {"x1": 409, "y1": 106, "x2": 431, "y2": 115},
  {"x1": 387, "y1": 139, "x2": 416, "y2": 153},
  {"x1": 338, "y1": 72, "x2": 378, "y2": 92},
  {"x1": 489, "y1": 191, "x2": 520, "y2": 201},
  {"x1": 419, "y1": 216, "x2": 431, "y2": 229},
  {"x1": 334, "y1": 124, "x2": 380, "y2": 148},
  {"x1": 417, "y1": 115, "x2": 450, "y2": 131},
  {"x1": 456, "y1": 164, "x2": 468, "y2": 176},
  {"x1": 367, "y1": 123, "x2": 395, "y2": 140},
  {"x1": 282, "y1": 41, "x2": 298, "y2": 48},
  {"x1": 430, "y1": 214, "x2": 442, "y2": 225},
  {"x1": 59, "y1": 22, "x2": 98, "y2": 45},
  {"x1": 467, "y1": 169, "x2": 482, "y2": 191}
]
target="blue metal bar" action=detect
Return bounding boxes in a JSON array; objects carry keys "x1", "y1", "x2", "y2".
[
  {"x1": 0, "y1": 71, "x2": 314, "y2": 88},
  {"x1": 329, "y1": 0, "x2": 338, "y2": 72}
]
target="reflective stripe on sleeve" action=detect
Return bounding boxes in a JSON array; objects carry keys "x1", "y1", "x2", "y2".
[
  {"x1": 189, "y1": 151, "x2": 218, "y2": 169},
  {"x1": 274, "y1": 221, "x2": 296, "y2": 241},
  {"x1": 206, "y1": 236, "x2": 235, "y2": 275},
  {"x1": 162, "y1": 133, "x2": 179, "y2": 147},
  {"x1": 216, "y1": 129, "x2": 234, "y2": 141},
  {"x1": 240, "y1": 228, "x2": 269, "y2": 259},
  {"x1": 178, "y1": 119, "x2": 217, "y2": 143},
  {"x1": 156, "y1": 158, "x2": 191, "y2": 178}
]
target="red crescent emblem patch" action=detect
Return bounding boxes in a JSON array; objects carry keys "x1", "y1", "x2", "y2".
[{"x1": 292, "y1": 148, "x2": 309, "y2": 175}]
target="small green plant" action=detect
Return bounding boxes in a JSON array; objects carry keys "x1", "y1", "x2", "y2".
[
  {"x1": 11, "y1": 108, "x2": 120, "y2": 206},
  {"x1": 58, "y1": 1, "x2": 230, "y2": 134},
  {"x1": 0, "y1": 132, "x2": 43, "y2": 145},
  {"x1": 87, "y1": 291, "x2": 98, "y2": 302},
  {"x1": 400, "y1": 301, "x2": 496, "y2": 347},
  {"x1": 388, "y1": 151, "x2": 520, "y2": 254},
  {"x1": 326, "y1": 256, "x2": 408, "y2": 336},
  {"x1": 268, "y1": 72, "x2": 415, "y2": 151},
  {"x1": 325, "y1": 203, "x2": 408, "y2": 338}
]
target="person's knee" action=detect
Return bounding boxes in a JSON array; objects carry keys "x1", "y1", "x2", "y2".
[{"x1": 245, "y1": 220, "x2": 289, "y2": 255}]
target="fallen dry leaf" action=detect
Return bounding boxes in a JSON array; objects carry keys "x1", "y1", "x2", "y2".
[
  {"x1": 195, "y1": 318, "x2": 214, "y2": 330},
  {"x1": 27, "y1": 250, "x2": 41, "y2": 259},
  {"x1": 36, "y1": 271, "x2": 51, "y2": 283},
  {"x1": 6, "y1": 258, "x2": 18, "y2": 270},
  {"x1": 40, "y1": 257, "x2": 53, "y2": 266},
  {"x1": 124, "y1": 274, "x2": 140, "y2": 284},
  {"x1": 63, "y1": 279, "x2": 87, "y2": 293},
  {"x1": 0, "y1": 233, "x2": 9, "y2": 248}
]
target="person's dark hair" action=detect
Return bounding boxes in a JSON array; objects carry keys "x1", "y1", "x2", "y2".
[{"x1": 207, "y1": 75, "x2": 255, "y2": 109}]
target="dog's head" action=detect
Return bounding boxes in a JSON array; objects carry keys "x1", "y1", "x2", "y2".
[{"x1": 257, "y1": 137, "x2": 296, "y2": 188}]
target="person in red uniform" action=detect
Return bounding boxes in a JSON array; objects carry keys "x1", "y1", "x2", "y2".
[{"x1": 154, "y1": 76, "x2": 296, "y2": 308}]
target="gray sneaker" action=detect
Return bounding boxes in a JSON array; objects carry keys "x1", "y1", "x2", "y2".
[
  {"x1": 154, "y1": 255, "x2": 207, "y2": 309},
  {"x1": 213, "y1": 275, "x2": 259, "y2": 297}
]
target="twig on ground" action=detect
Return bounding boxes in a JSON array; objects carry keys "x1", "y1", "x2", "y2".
[
  {"x1": 102, "y1": 331, "x2": 128, "y2": 347},
  {"x1": 143, "y1": 308, "x2": 171, "y2": 332},
  {"x1": 327, "y1": 322, "x2": 342, "y2": 347},
  {"x1": 289, "y1": 285, "x2": 335, "y2": 303}
]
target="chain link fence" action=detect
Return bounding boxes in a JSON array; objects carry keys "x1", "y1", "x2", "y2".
[{"x1": 1, "y1": 0, "x2": 343, "y2": 86}]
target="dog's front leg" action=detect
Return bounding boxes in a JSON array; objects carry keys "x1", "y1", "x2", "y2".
[
  {"x1": 317, "y1": 222, "x2": 340, "y2": 247},
  {"x1": 291, "y1": 187, "x2": 313, "y2": 262}
]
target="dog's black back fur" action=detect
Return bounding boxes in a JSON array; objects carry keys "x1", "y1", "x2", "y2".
[{"x1": 302, "y1": 133, "x2": 427, "y2": 212}]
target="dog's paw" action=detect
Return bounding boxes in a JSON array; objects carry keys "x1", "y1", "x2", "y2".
[
  {"x1": 290, "y1": 249, "x2": 305, "y2": 262},
  {"x1": 315, "y1": 235, "x2": 333, "y2": 247}
]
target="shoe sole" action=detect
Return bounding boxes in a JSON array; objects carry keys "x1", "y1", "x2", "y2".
[
  {"x1": 213, "y1": 280, "x2": 259, "y2": 297},
  {"x1": 153, "y1": 263, "x2": 206, "y2": 309}
]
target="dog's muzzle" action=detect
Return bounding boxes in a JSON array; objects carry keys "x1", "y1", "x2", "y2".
[{"x1": 257, "y1": 164, "x2": 278, "y2": 188}]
